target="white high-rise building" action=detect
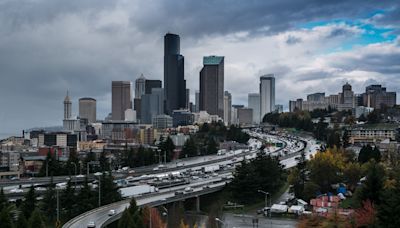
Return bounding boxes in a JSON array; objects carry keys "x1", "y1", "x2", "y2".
[
  {"x1": 223, "y1": 91, "x2": 232, "y2": 126},
  {"x1": 135, "y1": 74, "x2": 146, "y2": 99},
  {"x1": 260, "y1": 74, "x2": 275, "y2": 121},
  {"x1": 248, "y1": 93, "x2": 260, "y2": 123}
]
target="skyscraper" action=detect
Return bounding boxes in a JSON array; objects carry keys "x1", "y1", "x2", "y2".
[
  {"x1": 248, "y1": 93, "x2": 260, "y2": 123},
  {"x1": 64, "y1": 91, "x2": 72, "y2": 120},
  {"x1": 223, "y1": 91, "x2": 232, "y2": 126},
  {"x1": 145, "y1": 79, "x2": 162, "y2": 95},
  {"x1": 141, "y1": 88, "x2": 164, "y2": 124},
  {"x1": 79, "y1": 97, "x2": 96, "y2": 123},
  {"x1": 199, "y1": 56, "x2": 225, "y2": 118},
  {"x1": 338, "y1": 83, "x2": 355, "y2": 111},
  {"x1": 164, "y1": 33, "x2": 186, "y2": 114},
  {"x1": 135, "y1": 74, "x2": 146, "y2": 99},
  {"x1": 195, "y1": 90, "x2": 200, "y2": 112},
  {"x1": 260, "y1": 74, "x2": 275, "y2": 120},
  {"x1": 112, "y1": 81, "x2": 132, "y2": 120}
]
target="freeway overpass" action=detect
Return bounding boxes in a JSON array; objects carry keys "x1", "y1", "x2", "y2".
[{"x1": 63, "y1": 131, "x2": 318, "y2": 228}]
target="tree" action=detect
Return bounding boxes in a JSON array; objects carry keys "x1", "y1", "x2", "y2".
[
  {"x1": 126, "y1": 197, "x2": 143, "y2": 228},
  {"x1": 142, "y1": 207, "x2": 165, "y2": 228},
  {"x1": 41, "y1": 178, "x2": 56, "y2": 222},
  {"x1": 355, "y1": 161, "x2": 385, "y2": 205},
  {"x1": 0, "y1": 188, "x2": 9, "y2": 212},
  {"x1": 99, "y1": 151, "x2": 109, "y2": 172},
  {"x1": 206, "y1": 137, "x2": 218, "y2": 155},
  {"x1": 100, "y1": 172, "x2": 122, "y2": 205},
  {"x1": 354, "y1": 200, "x2": 377, "y2": 227},
  {"x1": 159, "y1": 137, "x2": 175, "y2": 162},
  {"x1": 308, "y1": 148, "x2": 345, "y2": 193},
  {"x1": 377, "y1": 173, "x2": 400, "y2": 228},
  {"x1": 118, "y1": 209, "x2": 135, "y2": 228},
  {"x1": 76, "y1": 177, "x2": 95, "y2": 213},
  {"x1": 303, "y1": 181, "x2": 320, "y2": 202},
  {"x1": 358, "y1": 145, "x2": 381, "y2": 163},
  {"x1": 230, "y1": 152, "x2": 285, "y2": 203},
  {"x1": 343, "y1": 162, "x2": 362, "y2": 191},
  {"x1": 21, "y1": 185, "x2": 36, "y2": 218},
  {"x1": 181, "y1": 137, "x2": 198, "y2": 158},
  {"x1": 15, "y1": 213, "x2": 28, "y2": 228},
  {"x1": 62, "y1": 180, "x2": 76, "y2": 219},
  {"x1": 28, "y1": 209, "x2": 46, "y2": 228},
  {"x1": 342, "y1": 130, "x2": 350, "y2": 148},
  {"x1": 0, "y1": 208, "x2": 13, "y2": 228}
]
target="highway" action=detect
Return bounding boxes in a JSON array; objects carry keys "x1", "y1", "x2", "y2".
[{"x1": 63, "y1": 129, "x2": 319, "y2": 228}]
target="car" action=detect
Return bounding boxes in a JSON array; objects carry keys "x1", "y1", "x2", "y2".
[
  {"x1": 10, "y1": 188, "x2": 23, "y2": 193},
  {"x1": 10, "y1": 177, "x2": 19, "y2": 181},
  {"x1": 184, "y1": 187, "x2": 193, "y2": 192},
  {"x1": 108, "y1": 209, "x2": 116, "y2": 216},
  {"x1": 175, "y1": 190, "x2": 184, "y2": 195},
  {"x1": 153, "y1": 167, "x2": 159, "y2": 171},
  {"x1": 76, "y1": 174, "x2": 85, "y2": 178},
  {"x1": 87, "y1": 221, "x2": 96, "y2": 228}
]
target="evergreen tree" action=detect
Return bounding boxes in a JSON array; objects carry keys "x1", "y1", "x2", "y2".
[
  {"x1": 128, "y1": 198, "x2": 143, "y2": 227},
  {"x1": 62, "y1": 180, "x2": 76, "y2": 219},
  {"x1": 15, "y1": 213, "x2": 28, "y2": 228},
  {"x1": 159, "y1": 137, "x2": 175, "y2": 162},
  {"x1": 206, "y1": 137, "x2": 218, "y2": 155},
  {"x1": 118, "y1": 209, "x2": 135, "y2": 228},
  {"x1": 100, "y1": 172, "x2": 122, "y2": 205},
  {"x1": 99, "y1": 151, "x2": 109, "y2": 171},
  {"x1": 0, "y1": 208, "x2": 13, "y2": 228},
  {"x1": 378, "y1": 174, "x2": 400, "y2": 228},
  {"x1": 0, "y1": 188, "x2": 9, "y2": 212},
  {"x1": 28, "y1": 209, "x2": 46, "y2": 228},
  {"x1": 21, "y1": 185, "x2": 36, "y2": 218},
  {"x1": 358, "y1": 145, "x2": 381, "y2": 163},
  {"x1": 77, "y1": 177, "x2": 95, "y2": 213},
  {"x1": 356, "y1": 161, "x2": 385, "y2": 205},
  {"x1": 41, "y1": 178, "x2": 56, "y2": 222},
  {"x1": 181, "y1": 137, "x2": 198, "y2": 158}
]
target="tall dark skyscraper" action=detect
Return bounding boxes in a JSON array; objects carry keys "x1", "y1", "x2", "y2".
[
  {"x1": 164, "y1": 33, "x2": 186, "y2": 114},
  {"x1": 199, "y1": 56, "x2": 224, "y2": 118},
  {"x1": 145, "y1": 79, "x2": 162, "y2": 94}
]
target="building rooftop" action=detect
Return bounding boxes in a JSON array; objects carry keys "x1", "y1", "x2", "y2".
[
  {"x1": 350, "y1": 123, "x2": 400, "y2": 130},
  {"x1": 203, "y1": 56, "x2": 224, "y2": 65}
]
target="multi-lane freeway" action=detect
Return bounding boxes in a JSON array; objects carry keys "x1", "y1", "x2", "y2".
[{"x1": 62, "y1": 129, "x2": 319, "y2": 228}]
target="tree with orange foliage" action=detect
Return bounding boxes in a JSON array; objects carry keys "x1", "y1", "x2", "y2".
[
  {"x1": 142, "y1": 206, "x2": 166, "y2": 228},
  {"x1": 354, "y1": 200, "x2": 376, "y2": 227}
]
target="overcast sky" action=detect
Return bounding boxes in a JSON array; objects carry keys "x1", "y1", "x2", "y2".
[{"x1": 0, "y1": 0, "x2": 399, "y2": 136}]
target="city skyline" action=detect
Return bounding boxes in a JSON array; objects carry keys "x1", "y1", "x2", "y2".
[{"x1": 1, "y1": 1, "x2": 400, "y2": 135}]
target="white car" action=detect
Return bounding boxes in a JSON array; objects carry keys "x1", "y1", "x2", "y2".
[
  {"x1": 76, "y1": 174, "x2": 85, "y2": 178},
  {"x1": 108, "y1": 209, "x2": 116, "y2": 216},
  {"x1": 10, "y1": 188, "x2": 23, "y2": 193},
  {"x1": 87, "y1": 221, "x2": 96, "y2": 228}
]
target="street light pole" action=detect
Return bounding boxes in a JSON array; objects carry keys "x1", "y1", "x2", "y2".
[
  {"x1": 71, "y1": 162, "x2": 77, "y2": 188},
  {"x1": 258, "y1": 190, "x2": 269, "y2": 208},
  {"x1": 215, "y1": 218, "x2": 225, "y2": 228},
  {"x1": 56, "y1": 188, "x2": 60, "y2": 222},
  {"x1": 98, "y1": 177, "x2": 101, "y2": 207}
]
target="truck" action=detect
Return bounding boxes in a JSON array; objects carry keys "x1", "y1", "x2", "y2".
[
  {"x1": 203, "y1": 164, "x2": 220, "y2": 173},
  {"x1": 119, "y1": 185, "x2": 158, "y2": 198}
]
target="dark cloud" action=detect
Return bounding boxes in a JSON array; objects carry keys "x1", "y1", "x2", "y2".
[{"x1": 0, "y1": 0, "x2": 399, "y2": 135}]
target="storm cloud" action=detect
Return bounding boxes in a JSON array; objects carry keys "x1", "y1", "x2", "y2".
[{"x1": 0, "y1": 0, "x2": 399, "y2": 135}]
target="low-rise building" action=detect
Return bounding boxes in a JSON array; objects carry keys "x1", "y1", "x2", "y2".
[{"x1": 348, "y1": 123, "x2": 399, "y2": 144}]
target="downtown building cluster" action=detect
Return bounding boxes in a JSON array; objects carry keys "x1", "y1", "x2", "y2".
[
  {"x1": 289, "y1": 83, "x2": 396, "y2": 118},
  {"x1": 0, "y1": 33, "x2": 278, "y2": 178}
]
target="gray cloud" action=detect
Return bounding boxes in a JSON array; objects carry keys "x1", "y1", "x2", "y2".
[{"x1": 0, "y1": 0, "x2": 399, "y2": 135}]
